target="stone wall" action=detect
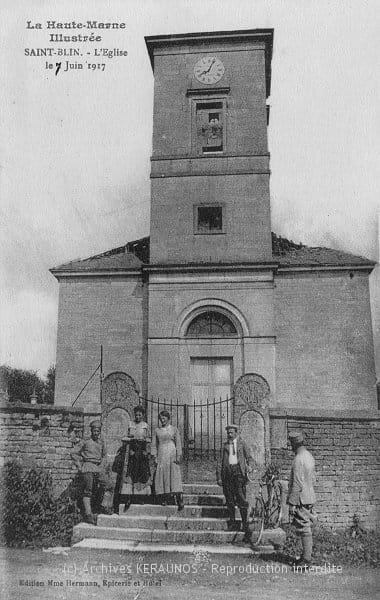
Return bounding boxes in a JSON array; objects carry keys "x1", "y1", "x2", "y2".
[
  {"x1": 1, "y1": 401, "x2": 379, "y2": 531},
  {"x1": 0, "y1": 402, "x2": 85, "y2": 494},
  {"x1": 270, "y1": 408, "x2": 380, "y2": 529},
  {"x1": 274, "y1": 271, "x2": 377, "y2": 410},
  {"x1": 55, "y1": 275, "x2": 146, "y2": 409}
]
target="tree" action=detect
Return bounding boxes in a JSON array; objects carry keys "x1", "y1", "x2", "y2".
[
  {"x1": 44, "y1": 365, "x2": 55, "y2": 404},
  {"x1": 0, "y1": 365, "x2": 55, "y2": 404}
]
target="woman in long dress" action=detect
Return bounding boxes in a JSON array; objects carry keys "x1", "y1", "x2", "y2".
[
  {"x1": 151, "y1": 410, "x2": 184, "y2": 510},
  {"x1": 113, "y1": 406, "x2": 152, "y2": 512}
]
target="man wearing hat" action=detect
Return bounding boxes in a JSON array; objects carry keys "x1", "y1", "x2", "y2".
[
  {"x1": 71, "y1": 420, "x2": 112, "y2": 524},
  {"x1": 287, "y1": 430, "x2": 316, "y2": 567},
  {"x1": 217, "y1": 424, "x2": 253, "y2": 539}
]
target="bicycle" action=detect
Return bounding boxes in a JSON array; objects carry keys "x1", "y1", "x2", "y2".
[{"x1": 247, "y1": 466, "x2": 283, "y2": 546}]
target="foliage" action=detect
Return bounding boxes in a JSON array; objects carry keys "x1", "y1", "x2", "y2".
[
  {"x1": 263, "y1": 462, "x2": 280, "y2": 482},
  {"x1": 0, "y1": 461, "x2": 81, "y2": 547},
  {"x1": 282, "y1": 522, "x2": 380, "y2": 568},
  {"x1": 0, "y1": 364, "x2": 55, "y2": 404},
  {"x1": 43, "y1": 365, "x2": 56, "y2": 404}
]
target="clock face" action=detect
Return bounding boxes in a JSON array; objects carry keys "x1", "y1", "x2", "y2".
[{"x1": 194, "y1": 56, "x2": 225, "y2": 85}]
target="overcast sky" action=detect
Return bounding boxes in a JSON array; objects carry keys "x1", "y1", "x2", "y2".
[{"x1": 1, "y1": 0, "x2": 379, "y2": 378}]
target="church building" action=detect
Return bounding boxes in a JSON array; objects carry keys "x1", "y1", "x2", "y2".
[{"x1": 51, "y1": 29, "x2": 377, "y2": 431}]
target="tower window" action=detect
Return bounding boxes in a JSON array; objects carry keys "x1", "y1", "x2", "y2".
[
  {"x1": 195, "y1": 205, "x2": 224, "y2": 234},
  {"x1": 195, "y1": 101, "x2": 224, "y2": 154}
]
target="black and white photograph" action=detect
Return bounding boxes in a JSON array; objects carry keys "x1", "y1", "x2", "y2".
[{"x1": 1, "y1": 1, "x2": 379, "y2": 599}]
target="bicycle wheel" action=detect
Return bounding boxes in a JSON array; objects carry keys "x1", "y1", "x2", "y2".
[
  {"x1": 247, "y1": 497, "x2": 264, "y2": 546},
  {"x1": 266, "y1": 480, "x2": 283, "y2": 528}
]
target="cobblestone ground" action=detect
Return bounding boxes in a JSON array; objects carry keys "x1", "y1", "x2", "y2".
[{"x1": 0, "y1": 547, "x2": 378, "y2": 600}]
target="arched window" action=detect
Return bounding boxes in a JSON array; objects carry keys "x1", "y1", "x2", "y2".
[{"x1": 185, "y1": 311, "x2": 237, "y2": 338}]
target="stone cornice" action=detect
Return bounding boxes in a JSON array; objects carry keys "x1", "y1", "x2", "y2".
[
  {"x1": 270, "y1": 407, "x2": 380, "y2": 421},
  {"x1": 50, "y1": 262, "x2": 376, "y2": 278},
  {"x1": 277, "y1": 263, "x2": 375, "y2": 274},
  {"x1": 144, "y1": 262, "x2": 277, "y2": 274},
  {"x1": 50, "y1": 269, "x2": 143, "y2": 279}
]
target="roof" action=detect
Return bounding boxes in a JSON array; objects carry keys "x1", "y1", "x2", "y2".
[
  {"x1": 50, "y1": 239, "x2": 146, "y2": 274},
  {"x1": 50, "y1": 233, "x2": 375, "y2": 276},
  {"x1": 276, "y1": 246, "x2": 375, "y2": 268},
  {"x1": 271, "y1": 233, "x2": 375, "y2": 268}
]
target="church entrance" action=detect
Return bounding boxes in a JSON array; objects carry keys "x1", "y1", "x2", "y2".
[
  {"x1": 144, "y1": 389, "x2": 234, "y2": 482},
  {"x1": 190, "y1": 357, "x2": 233, "y2": 452}
]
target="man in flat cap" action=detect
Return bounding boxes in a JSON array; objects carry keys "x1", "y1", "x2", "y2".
[
  {"x1": 71, "y1": 420, "x2": 112, "y2": 524},
  {"x1": 287, "y1": 430, "x2": 316, "y2": 567},
  {"x1": 217, "y1": 424, "x2": 253, "y2": 539}
]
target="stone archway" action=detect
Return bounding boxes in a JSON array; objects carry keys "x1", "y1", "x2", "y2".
[{"x1": 101, "y1": 372, "x2": 140, "y2": 463}]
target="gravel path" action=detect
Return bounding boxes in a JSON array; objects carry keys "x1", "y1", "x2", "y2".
[{"x1": 0, "y1": 547, "x2": 378, "y2": 600}]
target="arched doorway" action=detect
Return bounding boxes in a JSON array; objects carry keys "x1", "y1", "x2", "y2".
[{"x1": 184, "y1": 309, "x2": 239, "y2": 452}]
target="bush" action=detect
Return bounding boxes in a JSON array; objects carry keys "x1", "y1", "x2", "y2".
[
  {"x1": 0, "y1": 461, "x2": 81, "y2": 547},
  {"x1": 282, "y1": 523, "x2": 380, "y2": 567}
]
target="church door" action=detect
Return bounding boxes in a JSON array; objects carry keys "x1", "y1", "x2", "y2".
[{"x1": 190, "y1": 358, "x2": 233, "y2": 450}]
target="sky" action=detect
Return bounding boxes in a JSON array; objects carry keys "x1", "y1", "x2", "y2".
[{"x1": 1, "y1": 0, "x2": 379, "y2": 379}]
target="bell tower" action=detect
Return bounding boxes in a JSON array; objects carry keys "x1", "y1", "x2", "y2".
[{"x1": 145, "y1": 29, "x2": 274, "y2": 265}]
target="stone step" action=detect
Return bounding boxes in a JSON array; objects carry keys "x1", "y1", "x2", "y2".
[
  {"x1": 182, "y1": 484, "x2": 221, "y2": 495},
  {"x1": 121, "y1": 503, "x2": 233, "y2": 518},
  {"x1": 73, "y1": 539, "x2": 275, "y2": 555},
  {"x1": 119, "y1": 493, "x2": 225, "y2": 506},
  {"x1": 74, "y1": 525, "x2": 243, "y2": 544},
  {"x1": 98, "y1": 514, "x2": 240, "y2": 531},
  {"x1": 183, "y1": 494, "x2": 225, "y2": 505},
  {"x1": 72, "y1": 524, "x2": 285, "y2": 549}
]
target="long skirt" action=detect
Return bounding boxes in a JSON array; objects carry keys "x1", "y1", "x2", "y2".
[
  {"x1": 154, "y1": 442, "x2": 182, "y2": 495},
  {"x1": 122, "y1": 440, "x2": 151, "y2": 495}
]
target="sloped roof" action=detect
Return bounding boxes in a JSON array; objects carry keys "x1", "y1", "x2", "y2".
[
  {"x1": 271, "y1": 233, "x2": 375, "y2": 268},
  {"x1": 51, "y1": 233, "x2": 375, "y2": 275},
  {"x1": 276, "y1": 246, "x2": 374, "y2": 267},
  {"x1": 50, "y1": 243, "x2": 144, "y2": 273}
]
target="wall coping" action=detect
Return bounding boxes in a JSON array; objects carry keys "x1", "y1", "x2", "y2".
[
  {"x1": 270, "y1": 406, "x2": 380, "y2": 421},
  {"x1": 0, "y1": 401, "x2": 84, "y2": 415},
  {"x1": 1, "y1": 403, "x2": 378, "y2": 422}
]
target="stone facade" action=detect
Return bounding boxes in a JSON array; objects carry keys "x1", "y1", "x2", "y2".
[
  {"x1": 55, "y1": 275, "x2": 147, "y2": 410},
  {"x1": 52, "y1": 29, "x2": 377, "y2": 413},
  {"x1": 53, "y1": 264, "x2": 377, "y2": 412},
  {"x1": 149, "y1": 33, "x2": 272, "y2": 265},
  {"x1": 147, "y1": 270, "x2": 276, "y2": 400},
  {"x1": 275, "y1": 270, "x2": 377, "y2": 409},
  {"x1": 48, "y1": 29, "x2": 378, "y2": 529}
]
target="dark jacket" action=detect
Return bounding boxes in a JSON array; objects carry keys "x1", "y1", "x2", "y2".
[{"x1": 112, "y1": 441, "x2": 128, "y2": 496}]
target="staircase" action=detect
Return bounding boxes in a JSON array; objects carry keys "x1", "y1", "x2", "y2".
[{"x1": 72, "y1": 483, "x2": 285, "y2": 553}]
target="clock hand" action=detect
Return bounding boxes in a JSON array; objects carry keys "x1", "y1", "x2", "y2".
[
  {"x1": 199, "y1": 58, "x2": 216, "y2": 76},
  {"x1": 205, "y1": 58, "x2": 216, "y2": 74}
]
